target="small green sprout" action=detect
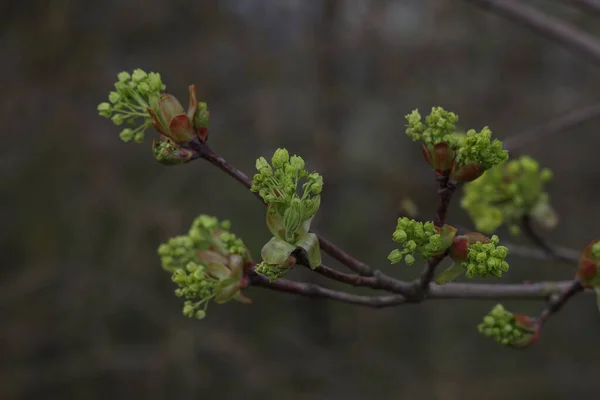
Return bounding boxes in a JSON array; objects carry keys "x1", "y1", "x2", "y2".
[{"x1": 251, "y1": 149, "x2": 323, "y2": 279}]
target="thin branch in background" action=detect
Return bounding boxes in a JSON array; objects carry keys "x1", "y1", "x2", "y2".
[
  {"x1": 537, "y1": 280, "x2": 584, "y2": 325},
  {"x1": 503, "y1": 103, "x2": 600, "y2": 152},
  {"x1": 520, "y1": 215, "x2": 576, "y2": 264},
  {"x1": 428, "y1": 280, "x2": 581, "y2": 300},
  {"x1": 502, "y1": 241, "x2": 579, "y2": 263},
  {"x1": 467, "y1": 0, "x2": 600, "y2": 66},
  {"x1": 568, "y1": 0, "x2": 600, "y2": 15}
]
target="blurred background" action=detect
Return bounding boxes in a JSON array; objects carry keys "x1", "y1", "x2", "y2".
[{"x1": 2, "y1": 0, "x2": 600, "y2": 399}]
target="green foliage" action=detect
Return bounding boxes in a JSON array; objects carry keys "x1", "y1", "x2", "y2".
[
  {"x1": 97, "y1": 69, "x2": 165, "y2": 143},
  {"x1": 388, "y1": 218, "x2": 452, "y2": 265},
  {"x1": 251, "y1": 149, "x2": 323, "y2": 279},
  {"x1": 157, "y1": 215, "x2": 252, "y2": 319},
  {"x1": 478, "y1": 304, "x2": 539, "y2": 348},
  {"x1": 461, "y1": 155, "x2": 555, "y2": 235}
]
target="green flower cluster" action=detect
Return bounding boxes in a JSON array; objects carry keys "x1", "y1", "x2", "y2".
[
  {"x1": 436, "y1": 232, "x2": 510, "y2": 284},
  {"x1": 478, "y1": 304, "x2": 539, "y2": 348},
  {"x1": 388, "y1": 218, "x2": 450, "y2": 266},
  {"x1": 97, "y1": 69, "x2": 165, "y2": 143},
  {"x1": 405, "y1": 107, "x2": 459, "y2": 146},
  {"x1": 462, "y1": 234, "x2": 509, "y2": 278},
  {"x1": 405, "y1": 107, "x2": 508, "y2": 182},
  {"x1": 157, "y1": 215, "x2": 252, "y2": 319},
  {"x1": 251, "y1": 148, "x2": 323, "y2": 215},
  {"x1": 251, "y1": 149, "x2": 323, "y2": 279},
  {"x1": 455, "y1": 127, "x2": 508, "y2": 171},
  {"x1": 461, "y1": 155, "x2": 555, "y2": 235}
]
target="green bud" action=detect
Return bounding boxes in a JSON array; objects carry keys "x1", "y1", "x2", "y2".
[
  {"x1": 272, "y1": 148, "x2": 290, "y2": 169},
  {"x1": 119, "y1": 128, "x2": 135, "y2": 142},
  {"x1": 289, "y1": 155, "x2": 305, "y2": 171},
  {"x1": 255, "y1": 157, "x2": 270, "y2": 171},
  {"x1": 111, "y1": 113, "x2": 125, "y2": 126},
  {"x1": 388, "y1": 249, "x2": 403, "y2": 264}
]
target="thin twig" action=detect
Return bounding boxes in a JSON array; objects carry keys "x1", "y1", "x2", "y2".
[
  {"x1": 537, "y1": 280, "x2": 584, "y2": 325},
  {"x1": 467, "y1": 0, "x2": 600, "y2": 67},
  {"x1": 249, "y1": 272, "x2": 407, "y2": 308},
  {"x1": 418, "y1": 176, "x2": 457, "y2": 290},
  {"x1": 503, "y1": 241, "x2": 579, "y2": 263},
  {"x1": 309, "y1": 264, "x2": 413, "y2": 295},
  {"x1": 503, "y1": 103, "x2": 600, "y2": 151},
  {"x1": 428, "y1": 280, "x2": 580, "y2": 300},
  {"x1": 521, "y1": 215, "x2": 575, "y2": 264}
]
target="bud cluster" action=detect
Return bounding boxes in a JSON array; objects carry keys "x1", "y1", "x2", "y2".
[
  {"x1": 478, "y1": 304, "x2": 540, "y2": 348},
  {"x1": 461, "y1": 155, "x2": 556, "y2": 235},
  {"x1": 435, "y1": 232, "x2": 510, "y2": 284},
  {"x1": 251, "y1": 149, "x2": 324, "y2": 278},
  {"x1": 405, "y1": 107, "x2": 508, "y2": 182},
  {"x1": 451, "y1": 233, "x2": 509, "y2": 278},
  {"x1": 97, "y1": 69, "x2": 165, "y2": 143},
  {"x1": 388, "y1": 218, "x2": 456, "y2": 266},
  {"x1": 98, "y1": 69, "x2": 210, "y2": 166},
  {"x1": 157, "y1": 215, "x2": 252, "y2": 319}
]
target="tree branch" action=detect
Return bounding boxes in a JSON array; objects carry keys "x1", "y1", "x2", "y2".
[
  {"x1": 194, "y1": 141, "x2": 591, "y2": 326},
  {"x1": 248, "y1": 272, "x2": 407, "y2": 308},
  {"x1": 467, "y1": 0, "x2": 600, "y2": 67},
  {"x1": 250, "y1": 266, "x2": 586, "y2": 307},
  {"x1": 418, "y1": 176, "x2": 458, "y2": 290},
  {"x1": 521, "y1": 215, "x2": 576, "y2": 264},
  {"x1": 537, "y1": 280, "x2": 584, "y2": 325}
]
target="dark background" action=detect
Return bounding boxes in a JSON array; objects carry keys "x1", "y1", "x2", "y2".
[{"x1": 2, "y1": 0, "x2": 600, "y2": 399}]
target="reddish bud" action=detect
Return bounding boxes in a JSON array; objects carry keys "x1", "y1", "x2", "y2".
[
  {"x1": 450, "y1": 232, "x2": 490, "y2": 262},
  {"x1": 148, "y1": 94, "x2": 196, "y2": 144},
  {"x1": 576, "y1": 240, "x2": 600, "y2": 287},
  {"x1": 421, "y1": 142, "x2": 455, "y2": 174},
  {"x1": 435, "y1": 224, "x2": 458, "y2": 252},
  {"x1": 511, "y1": 314, "x2": 540, "y2": 348},
  {"x1": 187, "y1": 84, "x2": 209, "y2": 143},
  {"x1": 451, "y1": 163, "x2": 485, "y2": 182}
]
